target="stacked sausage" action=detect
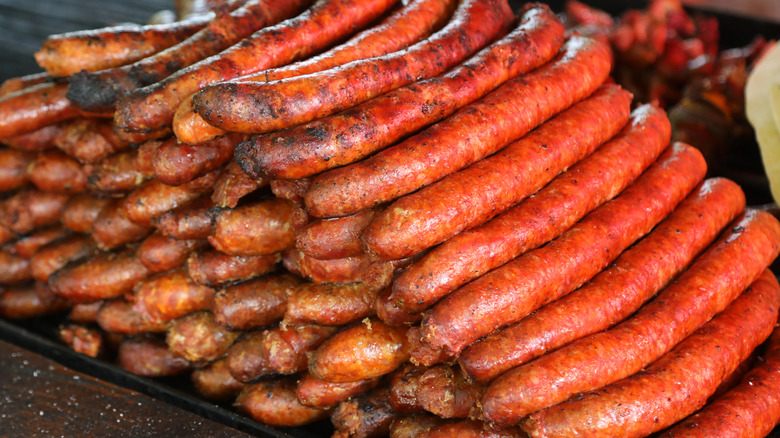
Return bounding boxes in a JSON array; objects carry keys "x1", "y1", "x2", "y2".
[{"x1": 1, "y1": 0, "x2": 780, "y2": 436}]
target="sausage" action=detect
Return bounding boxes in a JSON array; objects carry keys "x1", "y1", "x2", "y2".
[
  {"x1": 420, "y1": 143, "x2": 707, "y2": 356},
  {"x1": 415, "y1": 364, "x2": 484, "y2": 419},
  {"x1": 166, "y1": 310, "x2": 239, "y2": 362},
  {"x1": 95, "y1": 298, "x2": 171, "y2": 334},
  {"x1": 114, "y1": 0, "x2": 399, "y2": 138},
  {"x1": 49, "y1": 249, "x2": 151, "y2": 303},
  {"x1": 290, "y1": 248, "x2": 372, "y2": 284},
  {"x1": 67, "y1": 0, "x2": 310, "y2": 114},
  {"x1": 211, "y1": 160, "x2": 270, "y2": 208},
  {"x1": 123, "y1": 170, "x2": 218, "y2": 227},
  {"x1": 0, "y1": 147, "x2": 34, "y2": 191},
  {"x1": 59, "y1": 323, "x2": 105, "y2": 358},
  {"x1": 0, "y1": 72, "x2": 50, "y2": 97},
  {"x1": 117, "y1": 335, "x2": 192, "y2": 377},
  {"x1": 52, "y1": 118, "x2": 129, "y2": 164},
  {"x1": 0, "y1": 225, "x2": 14, "y2": 246},
  {"x1": 212, "y1": 272, "x2": 301, "y2": 330},
  {"x1": 520, "y1": 270, "x2": 780, "y2": 436},
  {"x1": 0, "y1": 251, "x2": 30, "y2": 285},
  {"x1": 191, "y1": 357, "x2": 246, "y2": 403},
  {"x1": 27, "y1": 150, "x2": 88, "y2": 194},
  {"x1": 207, "y1": 198, "x2": 296, "y2": 256},
  {"x1": 407, "y1": 325, "x2": 455, "y2": 366},
  {"x1": 421, "y1": 420, "x2": 527, "y2": 438},
  {"x1": 388, "y1": 362, "x2": 426, "y2": 414},
  {"x1": 283, "y1": 282, "x2": 379, "y2": 326},
  {"x1": 309, "y1": 318, "x2": 410, "y2": 383},
  {"x1": 68, "y1": 300, "x2": 103, "y2": 324},
  {"x1": 173, "y1": 0, "x2": 456, "y2": 144},
  {"x1": 0, "y1": 83, "x2": 88, "y2": 140},
  {"x1": 297, "y1": 208, "x2": 378, "y2": 260},
  {"x1": 186, "y1": 249, "x2": 281, "y2": 287},
  {"x1": 132, "y1": 268, "x2": 215, "y2": 323},
  {"x1": 34, "y1": 13, "x2": 214, "y2": 78},
  {"x1": 658, "y1": 316, "x2": 780, "y2": 438},
  {"x1": 196, "y1": 0, "x2": 514, "y2": 136},
  {"x1": 296, "y1": 372, "x2": 381, "y2": 408},
  {"x1": 480, "y1": 208, "x2": 780, "y2": 425},
  {"x1": 460, "y1": 177, "x2": 746, "y2": 383},
  {"x1": 303, "y1": 36, "x2": 611, "y2": 219},
  {"x1": 0, "y1": 282, "x2": 71, "y2": 319},
  {"x1": 331, "y1": 387, "x2": 398, "y2": 438},
  {"x1": 364, "y1": 84, "x2": 632, "y2": 262},
  {"x1": 155, "y1": 195, "x2": 216, "y2": 240},
  {"x1": 135, "y1": 232, "x2": 206, "y2": 272},
  {"x1": 30, "y1": 234, "x2": 99, "y2": 282},
  {"x1": 389, "y1": 413, "x2": 448, "y2": 438},
  {"x1": 2, "y1": 122, "x2": 61, "y2": 152},
  {"x1": 91, "y1": 198, "x2": 153, "y2": 250},
  {"x1": 235, "y1": 3, "x2": 564, "y2": 180},
  {"x1": 268, "y1": 177, "x2": 312, "y2": 206},
  {"x1": 0, "y1": 189, "x2": 69, "y2": 234},
  {"x1": 364, "y1": 257, "x2": 419, "y2": 296},
  {"x1": 60, "y1": 193, "x2": 111, "y2": 234},
  {"x1": 235, "y1": 377, "x2": 330, "y2": 427},
  {"x1": 388, "y1": 102, "x2": 669, "y2": 316},
  {"x1": 86, "y1": 141, "x2": 159, "y2": 194},
  {"x1": 152, "y1": 133, "x2": 244, "y2": 186},
  {"x1": 227, "y1": 324, "x2": 338, "y2": 381},
  {"x1": 6, "y1": 226, "x2": 69, "y2": 258}
]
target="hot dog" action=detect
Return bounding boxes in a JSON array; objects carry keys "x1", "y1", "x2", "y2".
[
  {"x1": 481, "y1": 208, "x2": 780, "y2": 425},
  {"x1": 420, "y1": 142, "x2": 707, "y2": 356},
  {"x1": 234, "y1": 3, "x2": 563, "y2": 180},
  {"x1": 114, "y1": 0, "x2": 399, "y2": 137},
  {"x1": 196, "y1": 0, "x2": 514, "y2": 136},
  {"x1": 460, "y1": 177, "x2": 746, "y2": 383},
  {"x1": 520, "y1": 270, "x2": 780, "y2": 436},
  {"x1": 364, "y1": 84, "x2": 631, "y2": 261},
  {"x1": 304, "y1": 35, "x2": 612, "y2": 218},
  {"x1": 173, "y1": 0, "x2": 457, "y2": 144}
]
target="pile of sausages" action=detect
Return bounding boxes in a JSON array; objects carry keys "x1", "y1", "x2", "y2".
[{"x1": 1, "y1": 0, "x2": 780, "y2": 436}]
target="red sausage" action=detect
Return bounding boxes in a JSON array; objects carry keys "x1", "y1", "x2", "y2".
[
  {"x1": 212, "y1": 272, "x2": 301, "y2": 330},
  {"x1": 296, "y1": 208, "x2": 378, "y2": 260},
  {"x1": 481, "y1": 208, "x2": 780, "y2": 425}
]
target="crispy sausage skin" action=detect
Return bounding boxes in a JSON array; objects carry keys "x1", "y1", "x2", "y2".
[
  {"x1": 212, "y1": 272, "x2": 301, "y2": 330},
  {"x1": 296, "y1": 208, "x2": 378, "y2": 260},
  {"x1": 191, "y1": 358, "x2": 246, "y2": 403},
  {"x1": 67, "y1": 0, "x2": 309, "y2": 114},
  {"x1": 460, "y1": 177, "x2": 746, "y2": 383},
  {"x1": 235, "y1": 377, "x2": 330, "y2": 427},
  {"x1": 132, "y1": 268, "x2": 214, "y2": 323},
  {"x1": 118, "y1": 335, "x2": 192, "y2": 377},
  {"x1": 0, "y1": 189, "x2": 69, "y2": 234},
  {"x1": 520, "y1": 270, "x2": 780, "y2": 436},
  {"x1": 91, "y1": 198, "x2": 153, "y2": 250},
  {"x1": 208, "y1": 198, "x2": 296, "y2": 256},
  {"x1": 197, "y1": 0, "x2": 514, "y2": 136},
  {"x1": 0, "y1": 282, "x2": 71, "y2": 319},
  {"x1": 289, "y1": 248, "x2": 372, "y2": 285},
  {"x1": 0, "y1": 147, "x2": 34, "y2": 191},
  {"x1": 35, "y1": 14, "x2": 214, "y2": 78},
  {"x1": 186, "y1": 249, "x2": 281, "y2": 287},
  {"x1": 296, "y1": 372, "x2": 381, "y2": 409},
  {"x1": 49, "y1": 249, "x2": 151, "y2": 303},
  {"x1": 152, "y1": 133, "x2": 244, "y2": 186},
  {"x1": 135, "y1": 232, "x2": 206, "y2": 272},
  {"x1": 52, "y1": 118, "x2": 129, "y2": 164},
  {"x1": 30, "y1": 235, "x2": 99, "y2": 282},
  {"x1": 304, "y1": 35, "x2": 612, "y2": 219},
  {"x1": 235, "y1": 3, "x2": 563, "y2": 181},
  {"x1": 308, "y1": 318, "x2": 410, "y2": 383},
  {"x1": 60, "y1": 194, "x2": 111, "y2": 234},
  {"x1": 658, "y1": 316, "x2": 780, "y2": 438},
  {"x1": 211, "y1": 160, "x2": 270, "y2": 208},
  {"x1": 86, "y1": 142, "x2": 159, "y2": 195},
  {"x1": 154, "y1": 195, "x2": 216, "y2": 240},
  {"x1": 28, "y1": 150, "x2": 88, "y2": 194},
  {"x1": 331, "y1": 387, "x2": 399, "y2": 438},
  {"x1": 123, "y1": 170, "x2": 218, "y2": 227},
  {"x1": 0, "y1": 83, "x2": 89, "y2": 140},
  {"x1": 6, "y1": 226, "x2": 69, "y2": 258},
  {"x1": 481, "y1": 208, "x2": 780, "y2": 425},
  {"x1": 95, "y1": 298, "x2": 171, "y2": 335},
  {"x1": 166, "y1": 310, "x2": 239, "y2": 363},
  {"x1": 174, "y1": 0, "x2": 456, "y2": 144},
  {"x1": 283, "y1": 282, "x2": 379, "y2": 327},
  {"x1": 420, "y1": 143, "x2": 707, "y2": 356},
  {"x1": 114, "y1": 0, "x2": 399, "y2": 138}
]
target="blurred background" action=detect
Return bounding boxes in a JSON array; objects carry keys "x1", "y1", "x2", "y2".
[{"x1": 0, "y1": 0, "x2": 778, "y2": 82}]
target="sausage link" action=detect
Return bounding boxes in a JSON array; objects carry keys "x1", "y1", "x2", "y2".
[
  {"x1": 421, "y1": 419, "x2": 526, "y2": 438},
  {"x1": 0, "y1": 282, "x2": 71, "y2": 319},
  {"x1": 296, "y1": 372, "x2": 381, "y2": 409},
  {"x1": 269, "y1": 177, "x2": 312, "y2": 205},
  {"x1": 0, "y1": 83, "x2": 91, "y2": 140},
  {"x1": 0, "y1": 72, "x2": 50, "y2": 97},
  {"x1": 6, "y1": 225, "x2": 69, "y2": 258},
  {"x1": 0, "y1": 250, "x2": 32, "y2": 285},
  {"x1": 292, "y1": 249, "x2": 372, "y2": 284},
  {"x1": 166, "y1": 310, "x2": 239, "y2": 362},
  {"x1": 122, "y1": 170, "x2": 218, "y2": 227},
  {"x1": 68, "y1": 301, "x2": 103, "y2": 324},
  {"x1": 49, "y1": 250, "x2": 151, "y2": 303},
  {"x1": 235, "y1": 377, "x2": 330, "y2": 427},
  {"x1": 415, "y1": 364, "x2": 484, "y2": 418},
  {"x1": 95, "y1": 298, "x2": 171, "y2": 334},
  {"x1": 481, "y1": 208, "x2": 780, "y2": 425},
  {"x1": 91, "y1": 198, "x2": 153, "y2": 250},
  {"x1": 366, "y1": 83, "x2": 630, "y2": 263},
  {"x1": 132, "y1": 268, "x2": 214, "y2": 323},
  {"x1": 115, "y1": 0, "x2": 398, "y2": 138},
  {"x1": 152, "y1": 133, "x2": 244, "y2": 186},
  {"x1": 208, "y1": 198, "x2": 296, "y2": 256},
  {"x1": 460, "y1": 177, "x2": 746, "y2": 383},
  {"x1": 309, "y1": 318, "x2": 409, "y2": 383},
  {"x1": 197, "y1": 0, "x2": 514, "y2": 136},
  {"x1": 520, "y1": 270, "x2": 780, "y2": 436},
  {"x1": 305, "y1": 35, "x2": 611, "y2": 218},
  {"x1": 135, "y1": 232, "x2": 206, "y2": 272},
  {"x1": 0, "y1": 189, "x2": 69, "y2": 234},
  {"x1": 118, "y1": 335, "x2": 192, "y2": 377},
  {"x1": 174, "y1": 0, "x2": 456, "y2": 144},
  {"x1": 86, "y1": 142, "x2": 159, "y2": 195},
  {"x1": 389, "y1": 414, "x2": 449, "y2": 438},
  {"x1": 297, "y1": 208, "x2": 378, "y2": 260},
  {"x1": 331, "y1": 387, "x2": 399, "y2": 438},
  {"x1": 60, "y1": 194, "x2": 111, "y2": 234},
  {"x1": 420, "y1": 143, "x2": 707, "y2": 356},
  {"x1": 30, "y1": 234, "x2": 99, "y2": 282},
  {"x1": 384, "y1": 103, "x2": 669, "y2": 317},
  {"x1": 0, "y1": 147, "x2": 34, "y2": 191},
  {"x1": 211, "y1": 160, "x2": 270, "y2": 208},
  {"x1": 186, "y1": 249, "x2": 280, "y2": 287},
  {"x1": 658, "y1": 313, "x2": 780, "y2": 438},
  {"x1": 28, "y1": 150, "x2": 88, "y2": 193},
  {"x1": 283, "y1": 282, "x2": 379, "y2": 326},
  {"x1": 235, "y1": 3, "x2": 563, "y2": 181},
  {"x1": 191, "y1": 358, "x2": 246, "y2": 403},
  {"x1": 155, "y1": 195, "x2": 216, "y2": 240},
  {"x1": 67, "y1": 0, "x2": 309, "y2": 114},
  {"x1": 35, "y1": 14, "x2": 214, "y2": 78},
  {"x1": 2, "y1": 123, "x2": 61, "y2": 152},
  {"x1": 52, "y1": 118, "x2": 129, "y2": 164},
  {"x1": 59, "y1": 324, "x2": 106, "y2": 358},
  {"x1": 212, "y1": 272, "x2": 301, "y2": 330}
]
